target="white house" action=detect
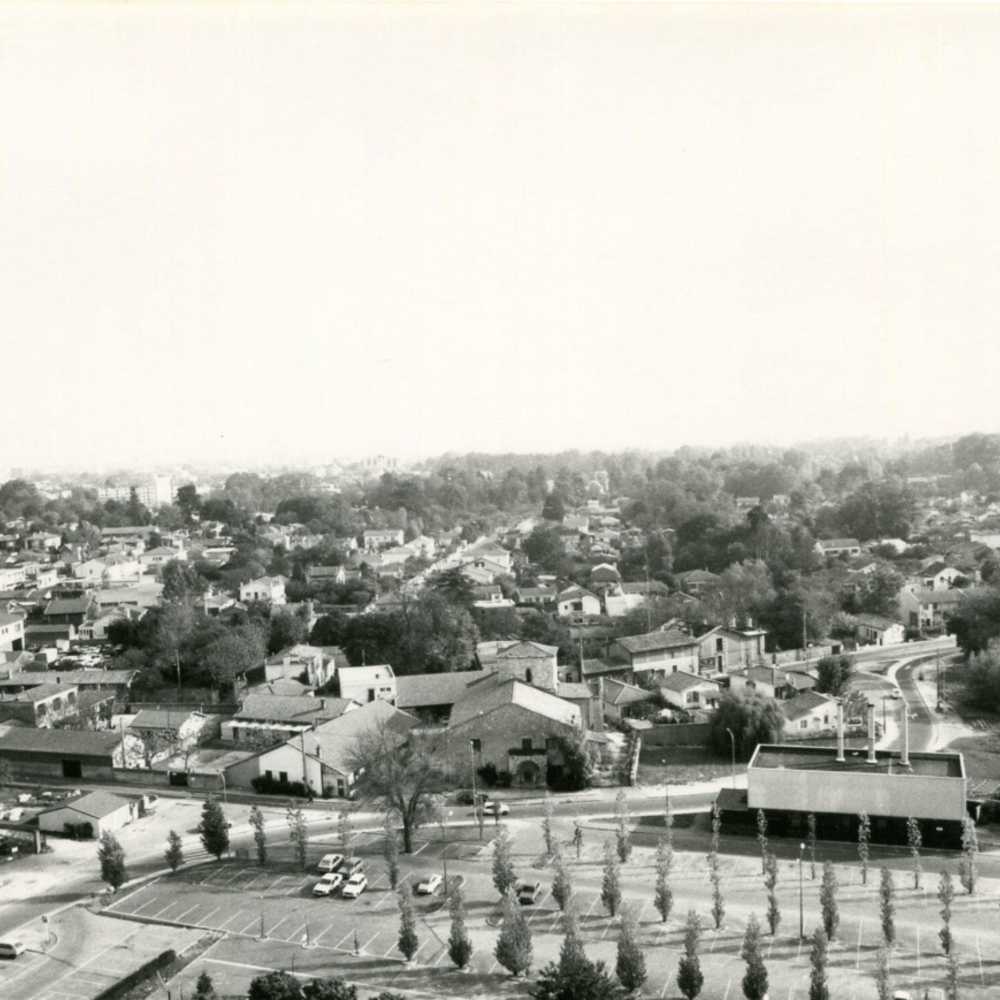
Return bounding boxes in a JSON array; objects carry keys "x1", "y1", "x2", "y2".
[
  {"x1": 556, "y1": 586, "x2": 601, "y2": 620},
  {"x1": 240, "y1": 575, "x2": 287, "y2": 605},
  {"x1": 815, "y1": 538, "x2": 862, "y2": 559},
  {"x1": 336, "y1": 663, "x2": 397, "y2": 705},
  {"x1": 0, "y1": 613, "x2": 25, "y2": 652},
  {"x1": 655, "y1": 671, "x2": 721, "y2": 711},
  {"x1": 855, "y1": 614, "x2": 906, "y2": 647},
  {"x1": 610, "y1": 629, "x2": 700, "y2": 678},
  {"x1": 781, "y1": 692, "x2": 839, "y2": 738}
]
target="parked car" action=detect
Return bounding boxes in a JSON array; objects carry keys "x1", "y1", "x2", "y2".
[
  {"x1": 341, "y1": 857, "x2": 365, "y2": 877},
  {"x1": 317, "y1": 853, "x2": 344, "y2": 873},
  {"x1": 516, "y1": 880, "x2": 542, "y2": 905},
  {"x1": 416, "y1": 874, "x2": 443, "y2": 895},
  {"x1": 0, "y1": 941, "x2": 25, "y2": 960},
  {"x1": 313, "y1": 873, "x2": 344, "y2": 896},
  {"x1": 341, "y1": 873, "x2": 368, "y2": 899},
  {"x1": 482, "y1": 800, "x2": 509, "y2": 816}
]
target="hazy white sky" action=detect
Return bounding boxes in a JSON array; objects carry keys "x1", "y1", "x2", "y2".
[{"x1": 3, "y1": 2, "x2": 1000, "y2": 470}]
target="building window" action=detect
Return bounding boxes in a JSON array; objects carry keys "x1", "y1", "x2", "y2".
[
  {"x1": 716, "y1": 638, "x2": 724, "y2": 653},
  {"x1": 279, "y1": 771, "x2": 288, "y2": 783},
  {"x1": 471, "y1": 739, "x2": 482, "y2": 753},
  {"x1": 521, "y1": 737, "x2": 533, "y2": 751},
  {"x1": 265, "y1": 770, "x2": 273, "y2": 781},
  {"x1": 799, "y1": 720, "x2": 808, "y2": 729}
]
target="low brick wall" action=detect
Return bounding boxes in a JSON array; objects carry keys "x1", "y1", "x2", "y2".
[{"x1": 641, "y1": 723, "x2": 711, "y2": 748}]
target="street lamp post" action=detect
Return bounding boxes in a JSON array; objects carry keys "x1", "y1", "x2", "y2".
[
  {"x1": 725, "y1": 728, "x2": 737, "y2": 789},
  {"x1": 439, "y1": 809, "x2": 453, "y2": 897},
  {"x1": 215, "y1": 769, "x2": 229, "y2": 858},
  {"x1": 798, "y1": 842, "x2": 805, "y2": 939},
  {"x1": 470, "y1": 741, "x2": 483, "y2": 840}
]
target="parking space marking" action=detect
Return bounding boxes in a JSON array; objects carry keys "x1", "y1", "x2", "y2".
[
  {"x1": 218, "y1": 909, "x2": 250, "y2": 930},
  {"x1": 334, "y1": 929, "x2": 356, "y2": 951},
  {"x1": 361, "y1": 932, "x2": 381, "y2": 953},
  {"x1": 172, "y1": 904, "x2": 202, "y2": 924},
  {"x1": 239, "y1": 915, "x2": 262, "y2": 936},
  {"x1": 266, "y1": 913, "x2": 298, "y2": 937}
]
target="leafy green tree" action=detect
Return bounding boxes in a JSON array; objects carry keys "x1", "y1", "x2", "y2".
[
  {"x1": 268, "y1": 608, "x2": 310, "y2": 655},
  {"x1": 959, "y1": 818, "x2": 978, "y2": 894},
  {"x1": 165, "y1": 829, "x2": 184, "y2": 873},
  {"x1": 815, "y1": 654, "x2": 855, "y2": 697},
  {"x1": 853, "y1": 564, "x2": 905, "y2": 618},
  {"x1": 193, "y1": 971, "x2": 218, "y2": 1000},
  {"x1": 161, "y1": 560, "x2": 208, "y2": 604},
  {"x1": 875, "y1": 941, "x2": 891, "y2": 1000},
  {"x1": 495, "y1": 886, "x2": 533, "y2": 976},
  {"x1": 541, "y1": 492, "x2": 567, "y2": 522},
  {"x1": 552, "y1": 729, "x2": 595, "y2": 791},
  {"x1": 601, "y1": 840, "x2": 622, "y2": 917},
  {"x1": 531, "y1": 919, "x2": 625, "y2": 1000},
  {"x1": 654, "y1": 836, "x2": 673, "y2": 923},
  {"x1": 383, "y1": 813, "x2": 401, "y2": 890},
  {"x1": 740, "y1": 913, "x2": 768, "y2": 1000},
  {"x1": 302, "y1": 979, "x2": 357, "y2": 1000},
  {"x1": 907, "y1": 817, "x2": 922, "y2": 889},
  {"x1": 708, "y1": 822, "x2": 724, "y2": 930},
  {"x1": 756, "y1": 810, "x2": 768, "y2": 875},
  {"x1": 614, "y1": 790, "x2": 632, "y2": 863},
  {"x1": 523, "y1": 524, "x2": 569, "y2": 573},
  {"x1": 764, "y1": 852, "x2": 780, "y2": 935},
  {"x1": 808, "y1": 928, "x2": 830, "y2": 1000},
  {"x1": 250, "y1": 805, "x2": 267, "y2": 866},
  {"x1": 676, "y1": 909, "x2": 705, "y2": 1000},
  {"x1": 200, "y1": 628, "x2": 266, "y2": 691},
  {"x1": 247, "y1": 970, "x2": 301, "y2": 1000},
  {"x1": 551, "y1": 845, "x2": 573, "y2": 912},
  {"x1": 287, "y1": 801, "x2": 309, "y2": 870},
  {"x1": 428, "y1": 567, "x2": 476, "y2": 608},
  {"x1": 447, "y1": 887, "x2": 473, "y2": 969},
  {"x1": 858, "y1": 811, "x2": 871, "y2": 885},
  {"x1": 615, "y1": 901, "x2": 646, "y2": 994},
  {"x1": 198, "y1": 797, "x2": 229, "y2": 861},
  {"x1": 947, "y1": 590, "x2": 1000, "y2": 656},
  {"x1": 397, "y1": 881, "x2": 419, "y2": 962},
  {"x1": 879, "y1": 866, "x2": 896, "y2": 945},
  {"x1": 945, "y1": 949, "x2": 960, "y2": 1000},
  {"x1": 707, "y1": 691, "x2": 784, "y2": 760},
  {"x1": 820, "y1": 862, "x2": 839, "y2": 941},
  {"x1": 939, "y1": 870, "x2": 955, "y2": 955},
  {"x1": 492, "y1": 825, "x2": 517, "y2": 896},
  {"x1": 98, "y1": 831, "x2": 127, "y2": 892},
  {"x1": 543, "y1": 794, "x2": 556, "y2": 856}
]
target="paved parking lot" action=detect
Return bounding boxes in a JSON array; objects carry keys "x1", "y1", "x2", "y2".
[{"x1": 105, "y1": 834, "x2": 1000, "y2": 1000}]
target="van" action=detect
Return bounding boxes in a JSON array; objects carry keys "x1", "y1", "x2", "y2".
[
  {"x1": 0, "y1": 941, "x2": 25, "y2": 959},
  {"x1": 516, "y1": 880, "x2": 542, "y2": 905},
  {"x1": 341, "y1": 857, "x2": 365, "y2": 878}
]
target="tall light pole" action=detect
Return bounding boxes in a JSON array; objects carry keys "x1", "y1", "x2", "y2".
[
  {"x1": 798, "y1": 842, "x2": 805, "y2": 939},
  {"x1": 439, "y1": 809, "x2": 453, "y2": 897},
  {"x1": 470, "y1": 740, "x2": 483, "y2": 840},
  {"x1": 725, "y1": 728, "x2": 737, "y2": 789},
  {"x1": 215, "y1": 769, "x2": 229, "y2": 858}
]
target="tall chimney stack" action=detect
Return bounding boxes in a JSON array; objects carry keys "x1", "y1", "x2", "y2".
[
  {"x1": 836, "y1": 701, "x2": 845, "y2": 763},
  {"x1": 867, "y1": 703, "x2": 877, "y2": 764}
]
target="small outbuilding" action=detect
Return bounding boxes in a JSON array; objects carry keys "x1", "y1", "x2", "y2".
[{"x1": 38, "y1": 790, "x2": 137, "y2": 839}]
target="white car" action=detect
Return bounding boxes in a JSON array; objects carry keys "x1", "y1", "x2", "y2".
[
  {"x1": 341, "y1": 873, "x2": 368, "y2": 899},
  {"x1": 416, "y1": 874, "x2": 443, "y2": 895},
  {"x1": 313, "y1": 872, "x2": 344, "y2": 896},
  {"x1": 482, "y1": 800, "x2": 509, "y2": 816}
]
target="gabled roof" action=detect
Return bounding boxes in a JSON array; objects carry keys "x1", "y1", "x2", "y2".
[
  {"x1": 237, "y1": 695, "x2": 353, "y2": 724},
  {"x1": 601, "y1": 678, "x2": 650, "y2": 706},
  {"x1": 0, "y1": 728, "x2": 122, "y2": 756},
  {"x1": 0, "y1": 612, "x2": 25, "y2": 628},
  {"x1": 656, "y1": 671, "x2": 717, "y2": 693},
  {"x1": 817, "y1": 538, "x2": 861, "y2": 549},
  {"x1": 497, "y1": 641, "x2": 558, "y2": 659},
  {"x1": 4, "y1": 683, "x2": 76, "y2": 702},
  {"x1": 557, "y1": 585, "x2": 599, "y2": 601},
  {"x1": 555, "y1": 682, "x2": 593, "y2": 700},
  {"x1": 855, "y1": 613, "x2": 902, "y2": 630},
  {"x1": 448, "y1": 675, "x2": 581, "y2": 730},
  {"x1": 674, "y1": 569, "x2": 721, "y2": 583},
  {"x1": 293, "y1": 701, "x2": 416, "y2": 775},
  {"x1": 920, "y1": 562, "x2": 955, "y2": 577},
  {"x1": 781, "y1": 691, "x2": 837, "y2": 721},
  {"x1": 129, "y1": 708, "x2": 202, "y2": 730},
  {"x1": 42, "y1": 789, "x2": 132, "y2": 819},
  {"x1": 615, "y1": 630, "x2": 698, "y2": 655},
  {"x1": 581, "y1": 657, "x2": 629, "y2": 678},
  {"x1": 620, "y1": 581, "x2": 669, "y2": 596},
  {"x1": 43, "y1": 597, "x2": 94, "y2": 616},
  {"x1": 396, "y1": 671, "x2": 479, "y2": 709},
  {"x1": 910, "y1": 589, "x2": 968, "y2": 605}
]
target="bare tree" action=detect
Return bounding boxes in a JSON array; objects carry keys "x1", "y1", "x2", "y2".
[{"x1": 347, "y1": 722, "x2": 449, "y2": 853}]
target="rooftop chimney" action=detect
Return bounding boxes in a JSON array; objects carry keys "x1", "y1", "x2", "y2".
[
  {"x1": 867, "y1": 703, "x2": 877, "y2": 764},
  {"x1": 836, "y1": 701, "x2": 845, "y2": 763}
]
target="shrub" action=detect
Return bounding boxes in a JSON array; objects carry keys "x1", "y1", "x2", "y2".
[{"x1": 250, "y1": 775, "x2": 308, "y2": 798}]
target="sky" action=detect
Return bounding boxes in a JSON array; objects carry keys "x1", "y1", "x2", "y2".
[{"x1": 3, "y1": 2, "x2": 1000, "y2": 471}]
